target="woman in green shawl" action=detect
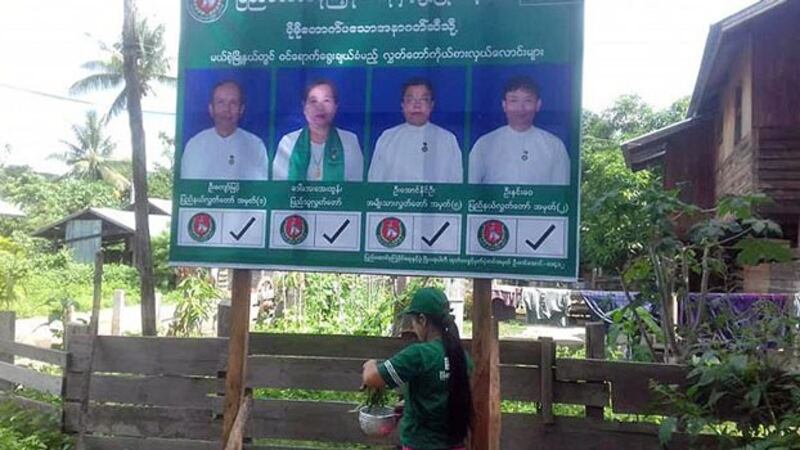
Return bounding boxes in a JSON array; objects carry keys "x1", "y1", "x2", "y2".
[{"x1": 273, "y1": 79, "x2": 364, "y2": 181}]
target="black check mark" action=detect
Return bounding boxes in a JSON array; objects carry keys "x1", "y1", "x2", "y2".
[
  {"x1": 421, "y1": 221, "x2": 451, "y2": 247},
  {"x1": 229, "y1": 217, "x2": 257, "y2": 241},
  {"x1": 323, "y1": 219, "x2": 350, "y2": 244},
  {"x1": 526, "y1": 224, "x2": 557, "y2": 251}
]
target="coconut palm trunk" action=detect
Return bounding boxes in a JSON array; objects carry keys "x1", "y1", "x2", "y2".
[{"x1": 123, "y1": 0, "x2": 157, "y2": 336}]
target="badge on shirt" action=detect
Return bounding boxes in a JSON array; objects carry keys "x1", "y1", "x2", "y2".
[
  {"x1": 421, "y1": 142, "x2": 429, "y2": 153},
  {"x1": 521, "y1": 150, "x2": 529, "y2": 161},
  {"x1": 228, "y1": 155, "x2": 235, "y2": 166}
]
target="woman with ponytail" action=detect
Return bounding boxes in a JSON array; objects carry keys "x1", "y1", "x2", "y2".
[{"x1": 362, "y1": 287, "x2": 472, "y2": 450}]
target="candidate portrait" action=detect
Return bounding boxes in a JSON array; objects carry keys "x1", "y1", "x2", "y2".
[
  {"x1": 469, "y1": 75, "x2": 570, "y2": 185},
  {"x1": 368, "y1": 77, "x2": 463, "y2": 184},
  {"x1": 272, "y1": 79, "x2": 363, "y2": 182},
  {"x1": 180, "y1": 80, "x2": 269, "y2": 180}
]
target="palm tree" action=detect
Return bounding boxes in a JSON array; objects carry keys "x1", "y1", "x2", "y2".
[
  {"x1": 54, "y1": 111, "x2": 131, "y2": 192},
  {"x1": 69, "y1": 7, "x2": 172, "y2": 336},
  {"x1": 121, "y1": 1, "x2": 159, "y2": 336},
  {"x1": 70, "y1": 17, "x2": 175, "y2": 121}
]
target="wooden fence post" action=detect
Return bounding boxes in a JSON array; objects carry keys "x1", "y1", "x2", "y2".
[
  {"x1": 217, "y1": 300, "x2": 232, "y2": 338},
  {"x1": 63, "y1": 323, "x2": 90, "y2": 436},
  {"x1": 540, "y1": 337, "x2": 555, "y2": 424},
  {"x1": 471, "y1": 278, "x2": 500, "y2": 450},
  {"x1": 222, "y1": 269, "x2": 252, "y2": 449},
  {"x1": 585, "y1": 322, "x2": 606, "y2": 420},
  {"x1": 111, "y1": 290, "x2": 125, "y2": 336},
  {"x1": 0, "y1": 312, "x2": 16, "y2": 391}
]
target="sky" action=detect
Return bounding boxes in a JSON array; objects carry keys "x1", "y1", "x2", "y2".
[{"x1": 0, "y1": 0, "x2": 756, "y2": 174}]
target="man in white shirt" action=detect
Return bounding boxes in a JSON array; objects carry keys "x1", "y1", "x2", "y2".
[
  {"x1": 469, "y1": 76, "x2": 570, "y2": 185},
  {"x1": 368, "y1": 78, "x2": 462, "y2": 183},
  {"x1": 180, "y1": 80, "x2": 269, "y2": 180}
]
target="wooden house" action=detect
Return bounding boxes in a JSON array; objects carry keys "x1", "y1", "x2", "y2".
[
  {"x1": 622, "y1": 0, "x2": 799, "y2": 292},
  {"x1": 32, "y1": 199, "x2": 171, "y2": 265}
]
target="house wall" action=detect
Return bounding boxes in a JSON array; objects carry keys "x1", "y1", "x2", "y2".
[
  {"x1": 663, "y1": 120, "x2": 716, "y2": 209},
  {"x1": 752, "y1": 6, "x2": 800, "y2": 219},
  {"x1": 744, "y1": 4, "x2": 800, "y2": 292},
  {"x1": 715, "y1": 37, "x2": 757, "y2": 199}
]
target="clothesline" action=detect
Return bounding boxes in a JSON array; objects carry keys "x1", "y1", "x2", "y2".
[{"x1": 492, "y1": 285, "x2": 800, "y2": 327}]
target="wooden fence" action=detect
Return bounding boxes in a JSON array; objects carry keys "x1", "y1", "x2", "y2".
[
  {"x1": 0, "y1": 310, "x2": 714, "y2": 449},
  {"x1": 0, "y1": 312, "x2": 66, "y2": 413}
]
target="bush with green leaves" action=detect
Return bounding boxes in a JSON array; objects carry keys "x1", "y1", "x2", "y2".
[
  {"x1": 151, "y1": 231, "x2": 176, "y2": 292},
  {"x1": 0, "y1": 235, "x2": 30, "y2": 309},
  {"x1": 167, "y1": 269, "x2": 221, "y2": 337},
  {"x1": 0, "y1": 233, "x2": 140, "y2": 318},
  {"x1": 266, "y1": 273, "x2": 397, "y2": 336},
  {"x1": 655, "y1": 303, "x2": 800, "y2": 449},
  {"x1": 617, "y1": 193, "x2": 792, "y2": 363},
  {"x1": 0, "y1": 401, "x2": 73, "y2": 450},
  {"x1": 18, "y1": 257, "x2": 140, "y2": 319}
]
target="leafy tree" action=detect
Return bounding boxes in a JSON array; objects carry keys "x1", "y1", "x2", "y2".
[
  {"x1": 69, "y1": 17, "x2": 176, "y2": 120},
  {"x1": 147, "y1": 132, "x2": 175, "y2": 200},
  {"x1": 580, "y1": 95, "x2": 691, "y2": 275},
  {"x1": 0, "y1": 166, "x2": 122, "y2": 232},
  {"x1": 0, "y1": 235, "x2": 30, "y2": 309},
  {"x1": 52, "y1": 111, "x2": 130, "y2": 192}
]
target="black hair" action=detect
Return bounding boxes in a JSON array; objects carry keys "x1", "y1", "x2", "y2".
[
  {"x1": 303, "y1": 78, "x2": 339, "y2": 104},
  {"x1": 503, "y1": 75, "x2": 541, "y2": 99},
  {"x1": 401, "y1": 77, "x2": 435, "y2": 101},
  {"x1": 211, "y1": 80, "x2": 244, "y2": 104},
  {"x1": 423, "y1": 312, "x2": 472, "y2": 443}
]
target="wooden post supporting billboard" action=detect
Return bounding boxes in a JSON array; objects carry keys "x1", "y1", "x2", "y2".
[
  {"x1": 221, "y1": 269, "x2": 252, "y2": 448},
  {"x1": 471, "y1": 278, "x2": 500, "y2": 449}
]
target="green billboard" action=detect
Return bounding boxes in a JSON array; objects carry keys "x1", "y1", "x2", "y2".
[{"x1": 170, "y1": 0, "x2": 584, "y2": 280}]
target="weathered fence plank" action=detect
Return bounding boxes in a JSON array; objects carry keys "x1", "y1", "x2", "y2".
[
  {"x1": 0, "y1": 391, "x2": 59, "y2": 414},
  {"x1": 540, "y1": 337, "x2": 555, "y2": 424},
  {"x1": 501, "y1": 365, "x2": 608, "y2": 406},
  {"x1": 247, "y1": 355, "x2": 608, "y2": 406},
  {"x1": 239, "y1": 398, "x2": 399, "y2": 446},
  {"x1": 82, "y1": 436, "x2": 218, "y2": 450},
  {"x1": 69, "y1": 336, "x2": 228, "y2": 376},
  {"x1": 0, "y1": 361, "x2": 62, "y2": 395},
  {"x1": 502, "y1": 414, "x2": 715, "y2": 450},
  {"x1": 0, "y1": 339, "x2": 67, "y2": 367},
  {"x1": 585, "y1": 322, "x2": 607, "y2": 420},
  {"x1": 65, "y1": 374, "x2": 222, "y2": 408},
  {"x1": 82, "y1": 436, "x2": 321, "y2": 450},
  {"x1": 64, "y1": 402, "x2": 219, "y2": 440},
  {"x1": 557, "y1": 358, "x2": 688, "y2": 414},
  {"x1": 249, "y1": 333, "x2": 542, "y2": 365}
]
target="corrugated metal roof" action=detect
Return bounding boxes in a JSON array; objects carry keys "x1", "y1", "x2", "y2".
[
  {"x1": 123, "y1": 198, "x2": 172, "y2": 215},
  {"x1": 33, "y1": 207, "x2": 171, "y2": 239}
]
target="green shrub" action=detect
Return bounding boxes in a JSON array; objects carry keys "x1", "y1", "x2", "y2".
[
  {"x1": 655, "y1": 305, "x2": 800, "y2": 448},
  {"x1": 0, "y1": 401, "x2": 73, "y2": 450},
  {"x1": 14, "y1": 259, "x2": 140, "y2": 318},
  {"x1": 167, "y1": 270, "x2": 220, "y2": 337}
]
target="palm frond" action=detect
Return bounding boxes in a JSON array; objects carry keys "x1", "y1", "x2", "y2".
[
  {"x1": 105, "y1": 90, "x2": 129, "y2": 121},
  {"x1": 155, "y1": 75, "x2": 177, "y2": 86},
  {"x1": 80, "y1": 60, "x2": 118, "y2": 72},
  {"x1": 69, "y1": 74, "x2": 123, "y2": 95},
  {"x1": 99, "y1": 166, "x2": 132, "y2": 192}
]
